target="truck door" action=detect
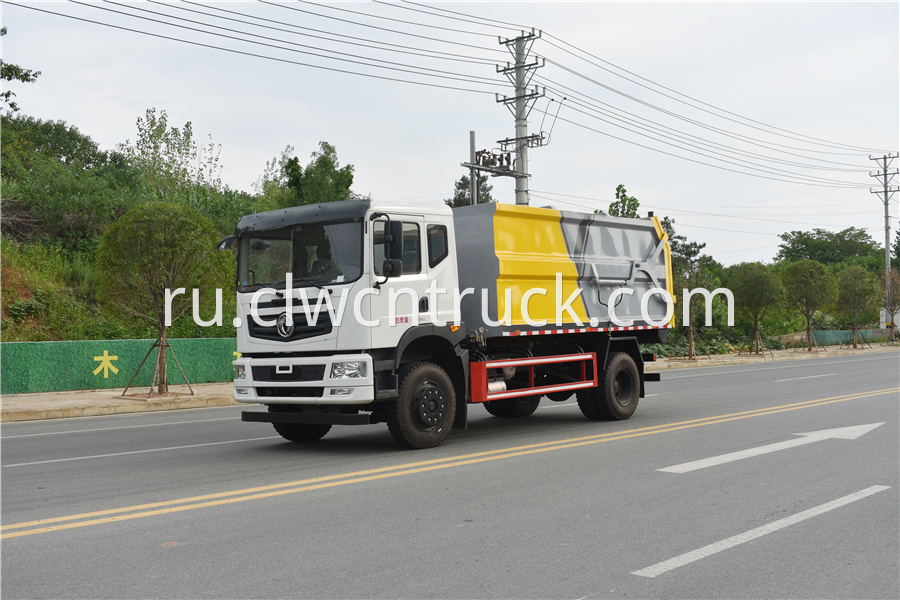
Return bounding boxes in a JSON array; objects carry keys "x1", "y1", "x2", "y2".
[{"x1": 370, "y1": 216, "x2": 432, "y2": 350}]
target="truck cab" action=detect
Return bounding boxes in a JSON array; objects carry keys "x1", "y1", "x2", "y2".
[{"x1": 230, "y1": 200, "x2": 468, "y2": 446}]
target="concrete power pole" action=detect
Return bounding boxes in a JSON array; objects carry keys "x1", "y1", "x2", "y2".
[
  {"x1": 460, "y1": 31, "x2": 546, "y2": 206},
  {"x1": 497, "y1": 30, "x2": 545, "y2": 206},
  {"x1": 469, "y1": 131, "x2": 478, "y2": 206},
  {"x1": 869, "y1": 153, "x2": 899, "y2": 328}
]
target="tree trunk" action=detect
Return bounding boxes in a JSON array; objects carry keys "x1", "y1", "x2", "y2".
[
  {"x1": 806, "y1": 317, "x2": 813, "y2": 352},
  {"x1": 686, "y1": 326, "x2": 695, "y2": 359},
  {"x1": 157, "y1": 327, "x2": 168, "y2": 394},
  {"x1": 753, "y1": 321, "x2": 761, "y2": 354},
  {"x1": 852, "y1": 315, "x2": 858, "y2": 349}
]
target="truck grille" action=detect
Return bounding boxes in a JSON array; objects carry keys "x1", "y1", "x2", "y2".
[
  {"x1": 257, "y1": 387, "x2": 324, "y2": 398},
  {"x1": 252, "y1": 365, "x2": 326, "y2": 382},
  {"x1": 246, "y1": 311, "x2": 332, "y2": 342}
]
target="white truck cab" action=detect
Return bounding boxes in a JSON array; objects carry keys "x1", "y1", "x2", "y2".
[{"x1": 229, "y1": 200, "x2": 465, "y2": 438}]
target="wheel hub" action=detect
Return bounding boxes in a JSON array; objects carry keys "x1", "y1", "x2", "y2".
[
  {"x1": 614, "y1": 372, "x2": 634, "y2": 406},
  {"x1": 414, "y1": 383, "x2": 445, "y2": 428}
]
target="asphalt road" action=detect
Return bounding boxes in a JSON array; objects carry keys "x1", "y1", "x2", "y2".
[{"x1": 2, "y1": 352, "x2": 898, "y2": 599}]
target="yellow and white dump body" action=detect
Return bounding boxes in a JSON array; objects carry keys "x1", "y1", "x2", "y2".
[{"x1": 453, "y1": 202, "x2": 673, "y2": 338}]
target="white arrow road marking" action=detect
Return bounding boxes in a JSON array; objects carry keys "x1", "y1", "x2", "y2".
[
  {"x1": 658, "y1": 423, "x2": 884, "y2": 474},
  {"x1": 632, "y1": 485, "x2": 891, "y2": 578}
]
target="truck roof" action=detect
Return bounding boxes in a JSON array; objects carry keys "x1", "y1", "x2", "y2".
[{"x1": 234, "y1": 199, "x2": 452, "y2": 235}]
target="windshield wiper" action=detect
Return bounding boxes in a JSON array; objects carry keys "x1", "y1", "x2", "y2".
[{"x1": 280, "y1": 277, "x2": 324, "y2": 291}]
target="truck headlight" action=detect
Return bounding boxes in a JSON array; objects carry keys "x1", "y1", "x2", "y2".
[
  {"x1": 235, "y1": 364, "x2": 246, "y2": 379},
  {"x1": 331, "y1": 361, "x2": 366, "y2": 379}
]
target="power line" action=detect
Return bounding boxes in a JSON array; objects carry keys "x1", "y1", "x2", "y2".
[
  {"x1": 538, "y1": 86, "x2": 870, "y2": 180},
  {"x1": 401, "y1": 2, "x2": 889, "y2": 158},
  {"x1": 540, "y1": 34, "x2": 887, "y2": 154},
  {"x1": 86, "y1": 0, "x2": 502, "y2": 87},
  {"x1": 530, "y1": 189, "x2": 867, "y2": 228},
  {"x1": 294, "y1": 0, "x2": 502, "y2": 39},
  {"x1": 261, "y1": 0, "x2": 508, "y2": 54},
  {"x1": 373, "y1": 0, "x2": 521, "y2": 33},
  {"x1": 5, "y1": 2, "x2": 501, "y2": 96},
  {"x1": 536, "y1": 75, "x2": 870, "y2": 171},
  {"x1": 537, "y1": 56, "x2": 877, "y2": 159},
  {"x1": 10, "y1": 0, "x2": 888, "y2": 194},
  {"x1": 400, "y1": 0, "x2": 531, "y2": 31},
  {"x1": 167, "y1": 0, "x2": 498, "y2": 66},
  {"x1": 535, "y1": 105, "x2": 870, "y2": 189}
]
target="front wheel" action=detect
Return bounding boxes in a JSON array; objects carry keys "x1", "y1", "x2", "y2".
[
  {"x1": 272, "y1": 422, "x2": 332, "y2": 443},
  {"x1": 386, "y1": 362, "x2": 457, "y2": 449},
  {"x1": 576, "y1": 352, "x2": 639, "y2": 420}
]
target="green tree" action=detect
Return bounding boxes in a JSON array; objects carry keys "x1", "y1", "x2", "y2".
[
  {"x1": 97, "y1": 202, "x2": 230, "y2": 393},
  {"x1": 444, "y1": 173, "x2": 494, "y2": 208},
  {"x1": 775, "y1": 227, "x2": 880, "y2": 265},
  {"x1": 119, "y1": 107, "x2": 222, "y2": 193},
  {"x1": 282, "y1": 141, "x2": 354, "y2": 207},
  {"x1": 836, "y1": 266, "x2": 878, "y2": 348},
  {"x1": 1, "y1": 113, "x2": 137, "y2": 247},
  {"x1": 660, "y1": 217, "x2": 717, "y2": 358},
  {"x1": 0, "y1": 27, "x2": 41, "y2": 113},
  {"x1": 607, "y1": 183, "x2": 640, "y2": 218},
  {"x1": 728, "y1": 262, "x2": 784, "y2": 354},
  {"x1": 882, "y1": 268, "x2": 900, "y2": 342},
  {"x1": 782, "y1": 259, "x2": 837, "y2": 351},
  {"x1": 892, "y1": 230, "x2": 900, "y2": 271}
]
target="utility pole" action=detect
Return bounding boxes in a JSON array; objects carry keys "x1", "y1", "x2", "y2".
[
  {"x1": 469, "y1": 131, "x2": 478, "y2": 206},
  {"x1": 870, "y1": 153, "x2": 899, "y2": 329},
  {"x1": 460, "y1": 30, "x2": 546, "y2": 206}
]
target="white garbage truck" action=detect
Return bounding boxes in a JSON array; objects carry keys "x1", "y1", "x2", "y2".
[{"x1": 220, "y1": 199, "x2": 673, "y2": 449}]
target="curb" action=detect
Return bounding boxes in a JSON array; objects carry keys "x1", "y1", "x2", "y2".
[
  {"x1": 644, "y1": 345, "x2": 898, "y2": 372},
  {"x1": 1, "y1": 396, "x2": 238, "y2": 423}
]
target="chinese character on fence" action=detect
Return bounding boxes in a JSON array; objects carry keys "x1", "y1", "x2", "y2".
[{"x1": 93, "y1": 350, "x2": 119, "y2": 379}]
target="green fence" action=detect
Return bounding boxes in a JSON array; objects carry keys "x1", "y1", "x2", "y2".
[
  {"x1": 1, "y1": 338, "x2": 238, "y2": 395},
  {"x1": 811, "y1": 329, "x2": 880, "y2": 346}
]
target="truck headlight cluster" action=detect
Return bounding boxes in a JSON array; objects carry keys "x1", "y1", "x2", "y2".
[
  {"x1": 330, "y1": 361, "x2": 366, "y2": 379},
  {"x1": 235, "y1": 364, "x2": 246, "y2": 379}
]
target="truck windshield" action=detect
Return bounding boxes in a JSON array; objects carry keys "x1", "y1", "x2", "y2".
[{"x1": 237, "y1": 219, "x2": 363, "y2": 292}]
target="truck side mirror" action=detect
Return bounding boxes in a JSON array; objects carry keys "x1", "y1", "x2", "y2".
[
  {"x1": 384, "y1": 220, "x2": 404, "y2": 260},
  {"x1": 217, "y1": 235, "x2": 236, "y2": 251},
  {"x1": 382, "y1": 259, "x2": 403, "y2": 277}
]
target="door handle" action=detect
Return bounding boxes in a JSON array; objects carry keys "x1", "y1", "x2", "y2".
[{"x1": 419, "y1": 297, "x2": 429, "y2": 312}]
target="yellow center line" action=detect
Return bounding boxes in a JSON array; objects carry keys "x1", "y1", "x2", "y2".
[
  {"x1": 3, "y1": 387, "x2": 896, "y2": 540},
  {"x1": 2, "y1": 388, "x2": 878, "y2": 531}
]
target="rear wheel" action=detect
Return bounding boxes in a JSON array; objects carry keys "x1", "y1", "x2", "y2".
[
  {"x1": 483, "y1": 396, "x2": 540, "y2": 418},
  {"x1": 386, "y1": 362, "x2": 456, "y2": 449},
  {"x1": 576, "y1": 352, "x2": 639, "y2": 420}
]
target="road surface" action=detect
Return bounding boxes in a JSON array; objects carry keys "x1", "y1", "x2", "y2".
[{"x1": 2, "y1": 351, "x2": 898, "y2": 599}]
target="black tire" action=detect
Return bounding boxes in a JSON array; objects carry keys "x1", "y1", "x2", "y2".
[
  {"x1": 546, "y1": 391, "x2": 573, "y2": 402},
  {"x1": 386, "y1": 362, "x2": 456, "y2": 449},
  {"x1": 576, "y1": 352, "x2": 639, "y2": 421},
  {"x1": 272, "y1": 422, "x2": 332, "y2": 443},
  {"x1": 483, "y1": 396, "x2": 540, "y2": 418}
]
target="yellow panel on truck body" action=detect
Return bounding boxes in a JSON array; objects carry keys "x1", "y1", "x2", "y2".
[
  {"x1": 492, "y1": 203, "x2": 588, "y2": 325},
  {"x1": 453, "y1": 202, "x2": 672, "y2": 338}
]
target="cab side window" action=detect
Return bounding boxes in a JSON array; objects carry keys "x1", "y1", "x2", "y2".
[
  {"x1": 427, "y1": 225, "x2": 448, "y2": 268},
  {"x1": 373, "y1": 221, "x2": 421, "y2": 275},
  {"x1": 400, "y1": 223, "x2": 421, "y2": 274}
]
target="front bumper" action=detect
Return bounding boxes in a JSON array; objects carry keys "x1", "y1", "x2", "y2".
[{"x1": 233, "y1": 354, "x2": 375, "y2": 404}]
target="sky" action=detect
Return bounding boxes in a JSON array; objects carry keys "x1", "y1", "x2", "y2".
[{"x1": 2, "y1": 1, "x2": 898, "y2": 266}]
